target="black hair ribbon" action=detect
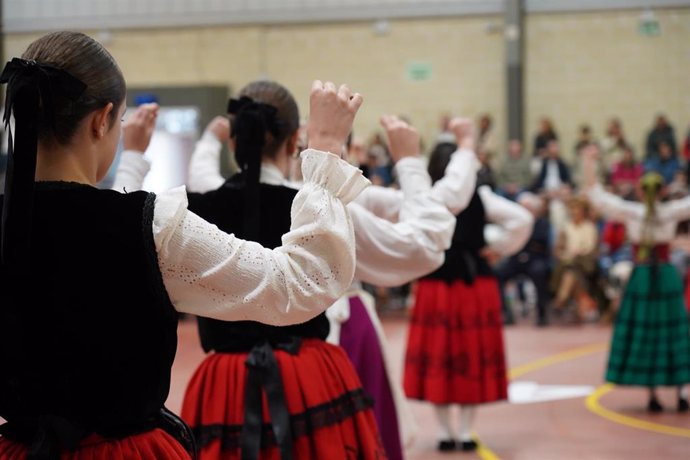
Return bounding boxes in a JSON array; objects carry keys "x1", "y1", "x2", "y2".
[
  {"x1": 227, "y1": 96, "x2": 280, "y2": 240},
  {"x1": 0, "y1": 58, "x2": 86, "y2": 273}
]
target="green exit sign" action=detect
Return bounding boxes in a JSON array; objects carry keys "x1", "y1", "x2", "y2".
[
  {"x1": 639, "y1": 19, "x2": 661, "y2": 37},
  {"x1": 406, "y1": 62, "x2": 433, "y2": 81}
]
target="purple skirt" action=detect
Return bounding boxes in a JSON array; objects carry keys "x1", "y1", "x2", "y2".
[{"x1": 340, "y1": 296, "x2": 403, "y2": 460}]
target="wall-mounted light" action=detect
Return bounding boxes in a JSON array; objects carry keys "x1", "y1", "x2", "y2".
[{"x1": 373, "y1": 19, "x2": 390, "y2": 36}]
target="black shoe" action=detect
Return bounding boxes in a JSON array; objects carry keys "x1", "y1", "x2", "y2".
[
  {"x1": 437, "y1": 439, "x2": 457, "y2": 452},
  {"x1": 460, "y1": 440, "x2": 478, "y2": 451},
  {"x1": 536, "y1": 316, "x2": 549, "y2": 327},
  {"x1": 647, "y1": 397, "x2": 663, "y2": 413},
  {"x1": 678, "y1": 397, "x2": 689, "y2": 413}
]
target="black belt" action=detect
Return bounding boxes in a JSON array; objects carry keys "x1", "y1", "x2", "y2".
[
  {"x1": 241, "y1": 337, "x2": 302, "y2": 460},
  {"x1": 0, "y1": 408, "x2": 197, "y2": 460}
]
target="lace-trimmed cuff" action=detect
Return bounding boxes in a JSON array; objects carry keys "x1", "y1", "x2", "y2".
[
  {"x1": 152, "y1": 185, "x2": 191, "y2": 257},
  {"x1": 300, "y1": 149, "x2": 370, "y2": 204}
]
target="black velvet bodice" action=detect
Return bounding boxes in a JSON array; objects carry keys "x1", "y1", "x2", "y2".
[
  {"x1": 424, "y1": 188, "x2": 492, "y2": 284},
  {"x1": 187, "y1": 175, "x2": 329, "y2": 353},
  {"x1": 0, "y1": 182, "x2": 178, "y2": 435}
]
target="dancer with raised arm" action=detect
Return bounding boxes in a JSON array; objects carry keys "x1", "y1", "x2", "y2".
[
  {"x1": 582, "y1": 144, "x2": 690, "y2": 413},
  {"x1": 116, "y1": 80, "x2": 392, "y2": 459},
  {"x1": 177, "y1": 111, "x2": 481, "y2": 459},
  {"x1": 403, "y1": 133, "x2": 533, "y2": 452},
  {"x1": 0, "y1": 32, "x2": 366, "y2": 460}
]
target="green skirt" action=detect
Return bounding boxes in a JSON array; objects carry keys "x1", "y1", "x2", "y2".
[{"x1": 606, "y1": 263, "x2": 690, "y2": 386}]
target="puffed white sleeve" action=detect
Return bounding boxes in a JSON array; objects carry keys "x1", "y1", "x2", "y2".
[
  {"x1": 431, "y1": 148, "x2": 480, "y2": 215},
  {"x1": 586, "y1": 184, "x2": 642, "y2": 222},
  {"x1": 349, "y1": 157, "x2": 456, "y2": 287},
  {"x1": 353, "y1": 186, "x2": 402, "y2": 221},
  {"x1": 479, "y1": 185, "x2": 534, "y2": 257},
  {"x1": 187, "y1": 131, "x2": 226, "y2": 193},
  {"x1": 154, "y1": 149, "x2": 370, "y2": 325},
  {"x1": 659, "y1": 194, "x2": 690, "y2": 223},
  {"x1": 353, "y1": 148, "x2": 479, "y2": 220},
  {"x1": 111, "y1": 150, "x2": 150, "y2": 192}
]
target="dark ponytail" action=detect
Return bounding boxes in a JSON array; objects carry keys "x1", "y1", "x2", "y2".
[
  {"x1": 1, "y1": 32, "x2": 125, "y2": 273},
  {"x1": 427, "y1": 142, "x2": 458, "y2": 184},
  {"x1": 228, "y1": 81, "x2": 299, "y2": 240}
]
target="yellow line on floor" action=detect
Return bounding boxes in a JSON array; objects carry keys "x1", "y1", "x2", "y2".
[
  {"x1": 475, "y1": 437, "x2": 501, "y2": 460},
  {"x1": 585, "y1": 384, "x2": 690, "y2": 438},
  {"x1": 474, "y1": 342, "x2": 608, "y2": 460},
  {"x1": 509, "y1": 343, "x2": 608, "y2": 380}
]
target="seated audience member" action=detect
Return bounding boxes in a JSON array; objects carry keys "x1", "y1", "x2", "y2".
[
  {"x1": 600, "y1": 118, "x2": 628, "y2": 171},
  {"x1": 495, "y1": 192, "x2": 552, "y2": 326},
  {"x1": 573, "y1": 124, "x2": 595, "y2": 156},
  {"x1": 531, "y1": 139, "x2": 573, "y2": 194},
  {"x1": 532, "y1": 117, "x2": 558, "y2": 157},
  {"x1": 497, "y1": 139, "x2": 532, "y2": 200},
  {"x1": 550, "y1": 196, "x2": 600, "y2": 321},
  {"x1": 667, "y1": 170, "x2": 689, "y2": 199},
  {"x1": 645, "y1": 114, "x2": 678, "y2": 159},
  {"x1": 531, "y1": 139, "x2": 573, "y2": 234},
  {"x1": 610, "y1": 145, "x2": 642, "y2": 198},
  {"x1": 644, "y1": 141, "x2": 681, "y2": 185},
  {"x1": 572, "y1": 141, "x2": 607, "y2": 189}
]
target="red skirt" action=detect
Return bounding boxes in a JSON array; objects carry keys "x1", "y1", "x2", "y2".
[
  {"x1": 403, "y1": 277, "x2": 508, "y2": 404},
  {"x1": 181, "y1": 339, "x2": 386, "y2": 459},
  {"x1": 0, "y1": 428, "x2": 190, "y2": 459}
]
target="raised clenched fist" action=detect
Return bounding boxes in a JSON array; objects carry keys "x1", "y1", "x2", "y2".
[{"x1": 307, "y1": 80, "x2": 363, "y2": 156}]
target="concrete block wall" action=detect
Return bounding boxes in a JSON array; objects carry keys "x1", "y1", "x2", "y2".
[{"x1": 4, "y1": 7, "x2": 688, "y2": 163}]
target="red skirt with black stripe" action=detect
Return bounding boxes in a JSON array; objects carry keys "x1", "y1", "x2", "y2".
[
  {"x1": 403, "y1": 277, "x2": 508, "y2": 404},
  {"x1": 0, "y1": 428, "x2": 191, "y2": 459},
  {"x1": 181, "y1": 339, "x2": 386, "y2": 459}
]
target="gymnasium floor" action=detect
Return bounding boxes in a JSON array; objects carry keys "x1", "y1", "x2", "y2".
[{"x1": 168, "y1": 314, "x2": 690, "y2": 460}]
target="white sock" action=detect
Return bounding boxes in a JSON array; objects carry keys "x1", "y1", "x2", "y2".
[
  {"x1": 459, "y1": 405, "x2": 477, "y2": 442},
  {"x1": 679, "y1": 386, "x2": 688, "y2": 400},
  {"x1": 433, "y1": 405, "x2": 454, "y2": 440}
]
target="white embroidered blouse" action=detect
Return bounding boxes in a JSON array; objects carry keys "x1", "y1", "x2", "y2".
[
  {"x1": 184, "y1": 132, "x2": 459, "y2": 288},
  {"x1": 587, "y1": 184, "x2": 690, "y2": 243},
  {"x1": 113, "y1": 147, "x2": 369, "y2": 326}
]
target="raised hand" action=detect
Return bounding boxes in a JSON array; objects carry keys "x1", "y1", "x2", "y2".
[
  {"x1": 448, "y1": 117, "x2": 476, "y2": 151},
  {"x1": 123, "y1": 103, "x2": 159, "y2": 153},
  {"x1": 380, "y1": 115, "x2": 420, "y2": 163},
  {"x1": 205, "y1": 115, "x2": 230, "y2": 142},
  {"x1": 307, "y1": 81, "x2": 363, "y2": 155}
]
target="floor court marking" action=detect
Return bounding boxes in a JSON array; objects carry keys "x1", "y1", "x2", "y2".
[
  {"x1": 475, "y1": 342, "x2": 608, "y2": 460},
  {"x1": 508, "y1": 343, "x2": 608, "y2": 380},
  {"x1": 585, "y1": 384, "x2": 690, "y2": 439},
  {"x1": 474, "y1": 439, "x2": 501, "y2": 460}
]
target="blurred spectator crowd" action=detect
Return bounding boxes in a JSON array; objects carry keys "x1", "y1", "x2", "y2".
[{"x1": 348, "y1": 113, "x2": 690, "y2": 327}]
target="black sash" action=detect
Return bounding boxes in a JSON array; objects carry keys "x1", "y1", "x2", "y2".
[{"x1": 241, "y1": 337, "x2": 302, "y2": 460}]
